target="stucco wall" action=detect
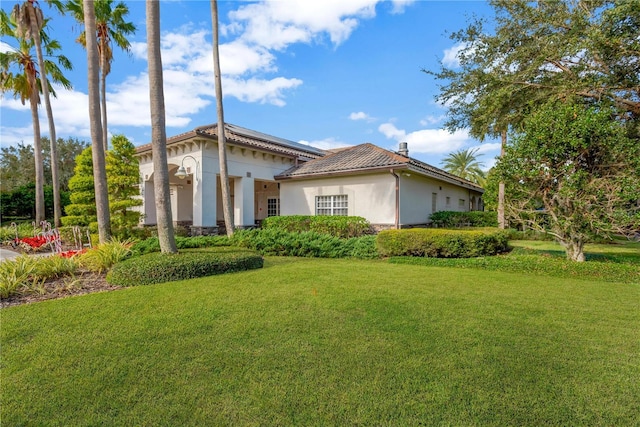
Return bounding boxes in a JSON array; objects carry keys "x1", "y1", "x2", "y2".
[
  {"x1": 399, "y1": 174, "x2": 479, "y2": 225},
  {"x1": 280, "y1": 173, "x2": 397, "y2": 225},
  {"x1": 280, "y1": 172, "x2": 484, "y2": 228},
  {"x1": 137, "y1": 142, "x2": 296, "y2": 227}
]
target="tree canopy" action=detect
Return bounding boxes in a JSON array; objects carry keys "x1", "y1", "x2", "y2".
[
  {"x1": 496, "y1": 100, "x2": 640, "y2": 262},
  {"x1": 429, "y1": 0, "x2": 640, "y2": 139},
  {"x1": 0, "y1": 137, "x2": 88, "y2": 193}
]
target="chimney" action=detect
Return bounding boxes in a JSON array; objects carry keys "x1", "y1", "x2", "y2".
[{"x1": 398, "y1": 142, "x2": 409, "y2": 157}]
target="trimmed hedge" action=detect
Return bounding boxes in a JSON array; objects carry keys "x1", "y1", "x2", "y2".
[
  {"x1": 430, "y1": 211, "x2": 498, "y2": 227},
  {"x1": 106, "y1": 247, "x2": 263, "y2": 286},
  {"x1": 232, "y1": 228, "x2": 379, "y2": 259},
  {"x1": 376, "y1": 228, "x2": 509, "y2": 258},
  {"x1": 261, "y1": 215, "x2": 372, "y2": 238},
  {"x1": 131, "y1": 235, "x2": 231, "y2": 256}
]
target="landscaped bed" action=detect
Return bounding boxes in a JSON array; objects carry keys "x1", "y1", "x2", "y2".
[{"x1": 2, "y1": 252, "x2": 639, "y2": 425}]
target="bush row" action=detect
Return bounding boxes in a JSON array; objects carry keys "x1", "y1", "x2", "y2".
[
  {"x1": 232, "y1": 229, "x2": 378, "y2": 259},
  {"x1": 131, "y1": 235, "x2": 231, "y2": 256},
  {"x1": 130, "y1": 230, "x2": 379, "y2": 259},
  {"x1": 106, "y1": 247, "x2": 263, "y2": 287},
  {"x1": 261, "y1": 215, "x2": 372, "y2": 238},
  {"x1": 376, "y1": 228, "x2": 509, "y2": 258},
  {"x1": 430, "y1": 211, "x2": 498, "y2": 227}
]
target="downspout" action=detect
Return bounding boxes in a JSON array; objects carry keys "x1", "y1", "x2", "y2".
[{"x1": 390, "y1": 169, "x2": 400, "y2": 229}]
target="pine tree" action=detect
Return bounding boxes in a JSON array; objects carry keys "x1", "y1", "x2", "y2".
[
  {"x1": 106, "y1": 134, "x2": 141, "y2": 234},
  {"x1": 61, "y1": 146, "x2": 96, "y2": 228}
]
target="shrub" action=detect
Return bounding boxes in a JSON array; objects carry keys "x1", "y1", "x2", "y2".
[
  {"x1": 0, "y1": 255, "x2": 39, "y2": 299},
  {"x1": 78, "y1": 238, "x2": 133, "y2": 273},
  {"x1": 131, "y1": 235, "x2": 231, "y2": 256},
  {"x1": 376, "y1": 228, "x2": 509, "y2": 258},
  {"x1": 430, "y1": 211, "x2": 498, "y2": 228},
  {"x1": 261, "y1": 215, "x2": 372, "y2": 238},
  {"x1": 0, "y1": 255, "x2": 80, "y2": 299},
  {"x1": 230, "y1": 228, "x2": 378, "y2": 259},
  {"x1": 106, "y1": 247, "x2": 263, "y2": 286}
]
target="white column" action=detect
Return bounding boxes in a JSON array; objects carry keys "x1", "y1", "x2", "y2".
[
  {"x1": 234, "y1": 176, "x2": 255, "y2": 227},
  {"x1": 144, "y1": 180, "x2": 156, "y2": 225},
  {"x1": 193, "y1": 155, "x2": 217, "y2": 227}
]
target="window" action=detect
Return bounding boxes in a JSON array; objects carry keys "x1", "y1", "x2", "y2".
[
  {"x1": 432, "y1": 193, "x2": 438, "y2": 212},
  {"x1": 446, "y1": 196, "x2": 451, "y2": 207},
  {"x1": 316, "y1": 195, "x2": 348, "y2": 216},
  {"x1": 267, "y1": 197, "x2": 280, "y2": 217},
  {"x1": 459, "y1": 199, "x2": 466, "y2": 209}
]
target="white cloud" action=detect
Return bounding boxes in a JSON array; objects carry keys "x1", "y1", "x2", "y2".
[
  {"x1": 442, "y1": 42, "x2": 467, "y2": 68},
  {"x1": 0, "y1": 41, "x2": 13, "y2": 53},
  {"x1": 390, "y1": 0, "x2": 416, "y2": 14},
  {"x1": 378, "y1": 122, "x2": 470, "y2": 154},
  {"x1": 378, "y1": 122, "x2": 407, "y2": 140},
  {"x1": 472, "y1": 142, "x2": 502, "y2": 155},
  {"x1": 419, "y1": 114, "x2": 445, "y2": 126},
  {"x1": 0, "y1": 95, "x2": 29, "y2": 111},
  {"x1": 0, "y1": 124, "x2": 38, "y2": 146},
  {"x1": 299, "y1": 137, "x2": 352, "y2": 150},
  {"x1": 349, "y1": 111, "x2": 373, "y2": 121},
  {"x1": 229, "y1": 0, "x2": 382, "y2": 49},
  {"x1": 223, "y1": 76, "x2": 303, "y2": 107}
]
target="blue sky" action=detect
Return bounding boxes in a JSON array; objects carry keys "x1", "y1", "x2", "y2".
[{"x1": 1, "y1": 0, "x2": 501, "y2": 170}]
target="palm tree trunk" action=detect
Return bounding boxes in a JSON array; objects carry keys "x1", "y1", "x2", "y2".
[
  {"x1": 498, "y1": 129, "x2": 507, "y2": 229},
  {"x1": 146, "y1": 0, "x2": 177, "y2": 253},
  {"x1": 25, "y1": 3, "x2": 45, "y2": 224},
  {"x1": 29, "y1": 89, "x2": 45, "y2": 224},
  {"x1": 211, "y1": 0, "x2": 234, "y2": 237},
  {"x1": 83, "y1": 0, "x2": 111, "y2": 243},
  {"x1": 28, "y1": 4, "x2": 62, "y2": 227},
  {"x1": 100, "y1": 51, "x2": 108, "y2": 152}
]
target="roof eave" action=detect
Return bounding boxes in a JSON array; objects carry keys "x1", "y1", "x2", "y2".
[{"x1": 275, "y1": 164, "x2": 409, "y2": 181}]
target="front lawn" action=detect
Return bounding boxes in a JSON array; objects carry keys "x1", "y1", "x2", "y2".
[{"x1": 2, "y1": 257, "x2": 639, "y2": 425}]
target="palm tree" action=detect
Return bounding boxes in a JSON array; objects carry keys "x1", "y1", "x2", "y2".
[
  {"x1": 0, "y1": 7, "x2": 71, "y2": 224},
  {"x1": 441, "y1": 147, "x2": 486, "y2": 186},
  {"x1": 210, "y1": 0, "x2": 234, "y2": 237},
  {"x1": 67, "y1": 0, "x2": 135, "y2": 153},
  {"x1": 82, "y1": 0, "x2": 110, "y2": 242},
  {"x1": 146, "y1": 0, "x2": 177, "y2": 253}
]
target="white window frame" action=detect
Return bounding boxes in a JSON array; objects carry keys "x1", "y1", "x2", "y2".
[
  {"x1": 267, "y1": 197, "x2": 280, "y2": 217},
  {"x1": 315, "y1": 195, "x2": 348, "y2": 216}
]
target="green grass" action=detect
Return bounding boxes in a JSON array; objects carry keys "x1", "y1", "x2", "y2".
[
  {"x1": 509, "y1": 239, "x2": 640, "y2": 263},
  {"x1": 391, "y1": 240, "x2": 640, "y2": 284},
  {"x1": 2, "y1": 257, "x2": 639, "y2": 426}
]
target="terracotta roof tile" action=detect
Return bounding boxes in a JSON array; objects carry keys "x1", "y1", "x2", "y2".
[
  {"x1": 276, "y1": 143, "x2": 409, "y2": 177},
  {"x1": 135, "y1": 123, "x2": 324, "y2": 159},
  {"x1": 276, "y1": 143, "x2": 483, "y2": 191}
]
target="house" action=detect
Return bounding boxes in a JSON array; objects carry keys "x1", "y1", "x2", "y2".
[
  {"x1": 135, "y1": 124, "x2": 483, "y2": 234},
  {"x1": 275, "y1": 142, "x2": 483, "y2": 230}
]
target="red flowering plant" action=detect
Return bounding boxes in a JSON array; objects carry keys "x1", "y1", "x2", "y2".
[
  {"x1": 59, "y1": 248, "x2": 87, "y2": 258},
  {"x1": 15, "y1": 235, "x2": 50, "y2": 252}
]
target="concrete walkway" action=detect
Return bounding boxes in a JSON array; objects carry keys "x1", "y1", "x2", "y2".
[
  {"x1": 0, "y1": 247, "x2": 21, "y2": 261},
  {"x1": 0, "y1": 247, "x2": 54, "y2": 262}
]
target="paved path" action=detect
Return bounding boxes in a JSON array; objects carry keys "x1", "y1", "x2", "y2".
[
  {"x1": 0, "y1": 247, "x2": 20, "y2": 262},
  {"x1": 0, "y1": 247, "x2": 54, "y2": 262}
]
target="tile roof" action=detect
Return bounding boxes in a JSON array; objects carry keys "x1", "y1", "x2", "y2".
[
  {"x1": 276, "y1": 143, "x2": 409, "y2": 177},
  {"x1": 135, "y1": 123, "x2": 325, "y2": 159},
  {"x1": 275, "y1": 143, "x2": 483, "y2": 191}
]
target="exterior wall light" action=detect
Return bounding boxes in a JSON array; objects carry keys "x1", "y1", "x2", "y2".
[{"x1": 175, "y1": 155, "x2": 200, "y2": 181}]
